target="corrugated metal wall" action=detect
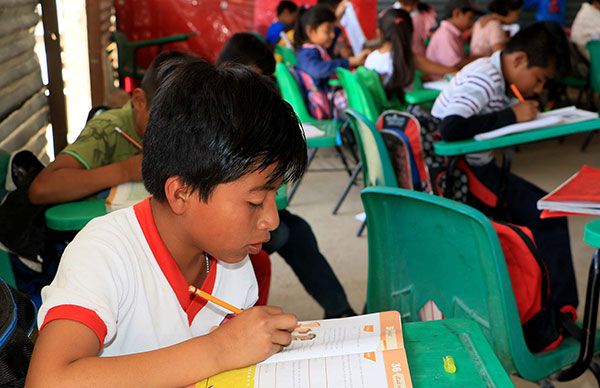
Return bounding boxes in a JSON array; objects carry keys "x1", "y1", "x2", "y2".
[
  {"x1": 378, "y1": 1, "x2": 585, "y2": 26},
  {"x1": 0, "y1": 0, "x2": 49, "y2": 163}
]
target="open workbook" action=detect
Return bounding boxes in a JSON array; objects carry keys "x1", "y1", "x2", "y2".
[
  {"x1": 195, "y1": 311, "x2": 412, "y2": 388},
  {"x1": 474, "y1": 106, "x2": 598, "y2": 141},
  {"x1": 105, "y1": 182, "x2": 150, "y2": 212},
  {"x1": 537, "y1": 165, "x2": 600, "y2": 218}
]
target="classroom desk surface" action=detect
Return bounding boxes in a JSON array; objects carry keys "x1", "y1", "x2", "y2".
[
  {"x1": 404, "y1": 318, "x2": 512, "y2": 387},
  {"x1": 584, "y1": 219, "x2": 600, "y2": 249},
  {"x1": 435, "y1": 118, "x2": 600, "y2": 156},
  {"x1": 45, "y1": 185, "x2": 289, "y2": 232}
]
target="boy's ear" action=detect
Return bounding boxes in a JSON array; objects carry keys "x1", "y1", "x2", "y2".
[
  {"x1": 131, "y1": 88, "x2": 148, "y2": 111},
  {"x1": 512, "y1": 51, "x2": 529, "y2": 69},
  {"x1": 164, "y1": 176, "x2": 194, "y2": 215},
  {"x1": 451, "y1": 8, "x2": 461, "y2": 18}
]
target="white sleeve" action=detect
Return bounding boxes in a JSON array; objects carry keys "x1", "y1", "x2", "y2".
[
  {"x1": 38, "y1": 234, "x2": 127, "y2": 347},
  {"x1": 432, "y1": 73, "x2": 494, "y2": 119}
]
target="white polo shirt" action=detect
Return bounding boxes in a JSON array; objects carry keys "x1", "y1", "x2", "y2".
[
  {"x1": 431, "y1": 51, "x2": 518, "y2": 165},
  {"x1": 38, "y1": 198, "x2": 259, "y2": 356}
]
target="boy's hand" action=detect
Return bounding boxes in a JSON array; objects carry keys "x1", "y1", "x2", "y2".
[
  {"x1": 209, "y1": 306, "x2": 297, "y2": 372},
  {"x1": 119, "y1": 154, "x2": 143, "y2": 182},
  {"x1": 512, "y1": 101, "x2": 539, "y2": 123}
]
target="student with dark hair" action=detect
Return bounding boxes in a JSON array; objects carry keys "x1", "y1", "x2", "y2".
[
  {"x1": 27, "y1": 59, "x2": 307, "y2": 387},
  {"x1": 294, "y1": 5, "x2": 368, "y2": 118},
  {"x1": 470, "y1": 0, "x2": 523, "y2": 57},
  {"x1": 431, "y1": 22, "x2": 577, "y2": 310},
  {"x1": 266, "y1": 1, "x2": 299, "y2": 46},
  {"x1": 365, "y1": 8, "x2": 415, "y2": 104},
  {"x1": 28, "y1": 51, "x2": 193, "y2": 205},
  {"x1": 426, "y1": 0, "x2": 483, "y2": 69},
  {"x1": 316, "y1": 0, "x2": 353, "y2": 58},
  {"x1": 217, "y1": 33, "x2": 356, "y2": 319},
  {"x1": 394, "y1": 0, "x2": 437, "y2": 57}
]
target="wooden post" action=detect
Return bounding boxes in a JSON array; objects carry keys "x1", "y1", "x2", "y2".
[
  {"x1": 40, "y1": 0, "x2": 68, "y2": 153},
  {"x1": 86, "y1": 0, "x2": 105, "y2": 107}
]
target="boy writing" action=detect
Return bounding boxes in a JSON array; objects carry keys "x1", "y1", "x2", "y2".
[
  {"x1": 426, "y1": 0, "x2": 483, "y2": 69},
  {"x1": 28, "y1": 51, "x2": 190, "y2": 205},
  {"x1": 431, "y1": 22, "x2": 578, "y2": 310},
  {"x1": 26, "y1": 59, "x2": 308, "y2": 386}
]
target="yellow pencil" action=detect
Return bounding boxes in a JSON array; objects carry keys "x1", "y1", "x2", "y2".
[
  {"x1": 510, "y1": 84, "x2": 525, "y2": 103},
  {"x1": 115, "y1": 126, "x2": 143, "y2": 150},
  {"x1": 189, "y1": 285, "x2": 243, "y2": 314}
]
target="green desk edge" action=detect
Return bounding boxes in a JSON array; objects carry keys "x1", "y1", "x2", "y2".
[
  {"x1": 404, "y1": 318, "x2": 512, "y2": 387},
  {"x1": 46, "y1": 187, "x2": 289, "y2": 232},
  {"x1": 405, "y1": 88, "x2": 440, "y2": 105},
  {"x1": 584, "y1": 219, "x2": 600, "y2": 249},
  {"x1": 435, "y1": 118, "x2": 600, "y2": 156}
]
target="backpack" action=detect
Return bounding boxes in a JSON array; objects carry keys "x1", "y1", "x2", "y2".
[
  {"x1": 0, "y1": 279, "x2": 36, "y2": 387},
  {"x1": 493, "y1": 221, "x2": 574, "y2": 353}
]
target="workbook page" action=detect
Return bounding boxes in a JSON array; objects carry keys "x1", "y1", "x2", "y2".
[
  {"x1": 105, "y1": 182, "x2": 150, "y2": 211},
  {"x1": 260, "y1": 311, "x2": 404, "y2": 364}
]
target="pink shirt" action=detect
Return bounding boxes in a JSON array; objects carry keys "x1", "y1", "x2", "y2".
[
  {"x1": 426, "y1": 20, "x2": 466, "y2": 68},
  {"x1": 470, "y1": 17, "x2": 508, "y2": 57},
  {"x1": 411, "y1": 9, "x2": 437, "y2": 56}
]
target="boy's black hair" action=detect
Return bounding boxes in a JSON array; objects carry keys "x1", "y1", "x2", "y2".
[
  {"x1": 142, "y1": 59, "x2": 307, "y2": 202},
  {"x1": 504, "y1": 21, "x2": 571, "y2": 75},
  {"x1": 140, "y1": 51, "x2": 193, "y2": 105},
  {"x1": 317, "y1": 0, "x2": 342, "y2": 8},
  {"x1": 488, "y1": 0, "x2": 523, "y2": 16},
  {"x1": 217, "y1": 32, "x2": 275, "y2": 76},
  {"x1": 277, "y1": 0, "x2": 298, "y2": 16},
  {"x1": 293, "y1": 5, "x2": 336, "y2": 49}
]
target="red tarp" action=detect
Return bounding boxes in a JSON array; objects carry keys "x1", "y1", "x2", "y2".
[{"x1": 114, "y1": 0, "x2": 377, "y2": 66}]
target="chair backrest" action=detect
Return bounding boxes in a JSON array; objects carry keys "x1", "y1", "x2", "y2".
[
  {"x1": 274, "y1": 62, "x2": 314, "y2": 123},
  {"x1": 345, "y1": 110, "x2": 398, "y2": 188},
  {"x1": 274, "y1": 45, "x2": 298, "y2": 66},
  {"x1": 588, "y1": 40, "x2": 600, "y2": 94},
  {"x1": 355, "y1": 67, "x2": 391, "y2": 113},
  {"x1": 336, "y1": 67, "x2": 380, "y2": 122},
  {"x1": 361, "y1": 186, "x2": 585, "y2": 381}
]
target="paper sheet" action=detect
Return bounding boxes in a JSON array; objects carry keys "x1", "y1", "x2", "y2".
[
  {"x1": 474, "y1": 106, "x2": 598, "y2": 141},
  {"x1": 105, "y1": 182, "x2": 150, "y2": 212},
  {"x1": 340, "y1": 3, "x2": 366, "y2": 55},
  {"x1": 422, "y1": 80, "x2": 450, "y2": 91},
  {"x1": 302, "y1": 124, "x2": 326, "y2": 139}
]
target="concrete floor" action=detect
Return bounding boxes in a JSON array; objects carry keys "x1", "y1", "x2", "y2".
[{"x1": 267, "y1": 131, "x2": 600, "y2": 387}]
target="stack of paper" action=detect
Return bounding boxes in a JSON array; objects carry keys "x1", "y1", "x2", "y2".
[
  {"x1": 196, "y1": 311, "x2": 412, "y2": 388},
  {"x1": 475, "y1": 106, "x2": 598, "y2": 141},
  {"x1": 422, "y1": 80, "x2": 451, "y2": 91},
  {"x1": 302, "y1": 123, "x2": 326, "y2": 139},
  {"x1": 537, "y1": 165, "x2": 600, "y2": 218},
  {"x1": 105, "y1": 182, "x2": 150, "y2": 212}
]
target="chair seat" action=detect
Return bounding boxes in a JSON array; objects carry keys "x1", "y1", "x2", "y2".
[
  {"x1": 304, "y1": 119, "x2": 340, "y2": 148},
  {"x1": 405, "y1": 88, "x2": 440, "y2": 105},
  {"x1": 45, "y1": 199, "x2": 107, "y2": 231}
]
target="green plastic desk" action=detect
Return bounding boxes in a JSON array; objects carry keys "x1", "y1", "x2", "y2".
[
  {"x1": 45, "y1": 186, "x2": 289, "y2": 232},
  {"x1": 435, "y1": 118, "x2": 600, "y2": 157},
  {"x1": 584, "y1": 219, "x2": 600, "y2": 249},
  {"x1": 405, "y1": 88, "x2": 440, "y2": 106},
  {"x1": 404, "y1": 318, "x2": 512, "y2": 387}
]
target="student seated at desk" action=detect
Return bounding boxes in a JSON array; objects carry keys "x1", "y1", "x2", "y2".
[
  {"x1": 426, "y1": 0, "x2": 483, "y2": 70},
  {"x1": 265, "y1": 1, "x2": 298, "y2": 46},
  {"x1": 431, "y1": 22, "x2": 578, "y2": 310},
  {"x1": 218, "y1": 32, "x2": 356, "y2": 318},
  {"x1": 26, "y1": 59, "x2": 307, "y2": 387},
  {"x1": 470, "y1": 0, "x2": 523, "y2": 58}
]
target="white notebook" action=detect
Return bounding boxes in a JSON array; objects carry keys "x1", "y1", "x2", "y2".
[
  {"x1": 474, "y1": 106, "x2": 598, "y2": 141},
  {"x1": 105, "y1": 182, "x2": 150, "y2": 212},
  {"x1": 302, "y1": 123, "x2": 326, "y2": 139}
]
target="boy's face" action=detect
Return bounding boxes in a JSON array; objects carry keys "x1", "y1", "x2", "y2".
[
  {"x1": 279, "y1": 9, "x2": 297, "y2": 25},
  {"x1": 505, "y1": 52, "x2": 556, "y2": 97},
  {"x1": 180, "y1": 164, "x2": 281, "y2": 263},
  {"x1": 307, "y1": 22, "x2": 336, "y2": 48},
  {"x1": 452, "y1": 9, "x2": 475, "y2": 31}
]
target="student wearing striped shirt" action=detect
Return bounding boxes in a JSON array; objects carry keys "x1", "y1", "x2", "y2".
[{"x1": 431, "y1": 22, "x2": 578, "y2": 311}]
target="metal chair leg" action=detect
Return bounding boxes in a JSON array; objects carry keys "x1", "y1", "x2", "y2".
[
  {"x1": 357, "y1": 219, "x2": 366, "y2": 237},
  {"x1": 582, "y1": 131, "x2": 596, "y2": 152},
  {"x1": 335, "y1": 145, "x2": 353, "y2": 176},
  {"x1": 332, "y1": 162, "x2": 362, "y2": 215}
]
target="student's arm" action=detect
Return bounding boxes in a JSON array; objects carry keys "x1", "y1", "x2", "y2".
[
  {"x1": 414, "y1": 55, "x2": 456, "y2": 76},
  {"x1": 297, "y1": 48, "x2": 350, "y2": 80},
  {"x1": 439, "y1": 101, "x2": 539, "y2": 141},
  {"x1": 26, "y1": 306, "x2": 296, "y2": 388},
  {"x1": 27, "y1": 153, "x2": 142, "y2": 205}
]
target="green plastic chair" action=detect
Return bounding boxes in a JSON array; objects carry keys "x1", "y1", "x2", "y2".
[
  {"x1": 361, "y1": 186, "x2": 600, "y2": 383},
  {"x1": 112, "y1": 30, "x2": 194, "y2": 80},
  {"x1": 355, "y1": 66, "x2": 403, "y2": 112},
  {"x1": 336, "y1": 67, "x2": 380, "y2": 123},
  {"x1": 274, "y1": 62, "x2": 350, "y2": 202},
  {"x1": 274, "y1": 45, "x2": 298, "y2": 66}
]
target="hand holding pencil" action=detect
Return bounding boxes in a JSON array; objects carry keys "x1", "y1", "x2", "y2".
[
  {"x1": 510, "y1": 84, "x2": 539, "y2": 123},
  {"x1": 191, "y1": 286, "x2": 298, "y2": 370}
]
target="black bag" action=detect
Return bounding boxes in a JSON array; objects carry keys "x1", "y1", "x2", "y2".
[{"x1": 0, "y1": 279, "x2": 36, "y2": 387}]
